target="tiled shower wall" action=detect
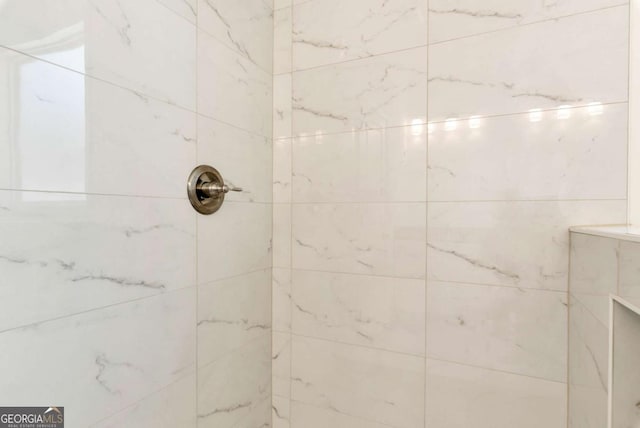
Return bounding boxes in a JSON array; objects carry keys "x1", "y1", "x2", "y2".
[
  {"x1": 272, "y1": 1, "x2": 630, "y2": 427},
  {"x1": 0, "y1": 1, "x2": 272, "y2": 427},
  {"x1": 569, "y1": 230, "x2": 640, "y2": 428}
]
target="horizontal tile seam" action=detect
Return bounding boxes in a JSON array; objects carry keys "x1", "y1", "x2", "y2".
[
  {"x1": 0, "y1": 188, "x2": 274, "y2": 203},
  {"x1": 197, "y1": 267, "x2": 273, "y2": 288},
  {"x1": 291, "y1": 43, "x2": 428, "y2": 74},
  {"x1": 428, "y1": 279, "x2": 570, "y2": 294},
  {"x1": 287, "y1": 267, "x2": 425, "y2": 281},
  {"x1": 284, "y1": 199, "x2": 626, "y2": 205},
  {"x1": 425, "y1": 357, "x2": 568, "y2": 385},
  {"x1": 287, "y1": 2, "x2": 628, "y2": 73},
  {"x1": 87, "y1": 365, "x2": 196, "y2": 426},
  {"x1": 0, "y1": 44, "x2": 199, "y2": 112},
  {"x1": 290, "y1": 332, "x2": 425, "y2": 358},
  {"x1": 428, "y1": 2, "x2": 629, "y2": 47},
  {"x1": 425, "y1": 278, "x2": 591, "y2": 293},
  {"x1": 0, "y1": 46, "x2": 274, "y2": 141},
  {"x1": 284, "y1": 199, "x2": 626, "y2": 204},
  {"x1": 287, "y1": 100, "x2": 629, "y2": 139},
  {"x1": 0, "y1": 284, "x2": 197, "y2": 336}
]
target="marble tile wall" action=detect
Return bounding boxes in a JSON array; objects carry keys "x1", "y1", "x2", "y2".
[
  {"x1": 568, "y1": 230, "x2": 640, "y2": 428},
  {"x1": 272, "y1": 1, "x2": 630, "y2": 427},
  {"x1": 0, "y1": 1, "x2": 272, "y2": 427}
]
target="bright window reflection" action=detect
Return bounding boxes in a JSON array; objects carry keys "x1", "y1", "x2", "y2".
[
  {"x1": 445, "y1": 118, "x2": 458, "y2": 131},
  {"x1": 556, "y1": 105, "x2": 572, "y2": 120},
  {"x1": 468, "y1": 116, "x2": 481, "y2": 129},
  {"x1": 587, "y1": 102, "x2": 604, "y2": 116},
  {"x1": 410, "y1": 119, "x2": 424, "y2": 136},
  {"x1": 18, "y1": 46, "x2": 85, "y2": 201},
  {"x1": 528, "y1": 108, "x2": 543, "y2": 123}
]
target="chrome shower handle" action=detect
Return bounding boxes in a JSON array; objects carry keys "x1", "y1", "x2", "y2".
[
  {"x1": 187, "y1": 165, "x2": 241, "y2": 215},
  {"x1": 223, "y1": 184, "x2": 243, "y2": 193},
  {"x1": 198, "y1": 181, "x2": 243, "y2": 198}
]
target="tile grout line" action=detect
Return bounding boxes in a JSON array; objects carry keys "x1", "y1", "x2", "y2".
[
  {"x1": 566, "y1": 222, "x2": 573, "y2": 427},
  {"x1": 286, "y1": 2, "x2": 627, "y2": 73},
  {"x1": 87, "y1": 366, "x2": 197, "y2": 426},
  {"x1": 283, "y1": 198, "x2": 627, "y2": 204},
  {"x1": 272, "y1": 267, "x2": 605, "y2": 293},
  {"x1": 287, "y1": 100, "x2": 629, "y2": 139},
  {"x1": 424, "y1": 1, "x2": 430, "y2": 424},
  {"x1": 288, "y1": 0, "x2": 295, "y2": 422},
  {"x1": 0, "y1": 284, "x2": 197, "y2": 336},
  {"x1": 195, "y1": 0, "x2": 200, "y2": 414},
  {"x1": 290, "y1": 332, "x2": 568, "y2": 385},
  {"x1": 0, "y1": 44, "x2": 272, "y2": 141},
  {"x1": 427, "y1": 2, "x2": 629, "y2": 47},
  {"x1": 269, "y1": 1, "x2": 276, "y2": 425}
]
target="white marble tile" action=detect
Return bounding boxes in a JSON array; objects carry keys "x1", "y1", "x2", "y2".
[
  {"x1": 293, "y1": 125, "x2": 427, "y2": 203},
  {"x1": 568, "y1": 298, "x2": 609, "y2": 428},
  {"x1": 569, "y1": 232, "x2": 619, "y2": 298},
  {"x1": 290, "y1": 401, "x2": 391, "y2": 428},
  {"x1": 0, "y1": 0, "x2": 196, "y2": 109},
  {"x1": 427, "y1": 281, "x2": 567, "y2": 381},
  {"x1": 197, "y1": 202, "x2": 272, "y2": 284},
  {"x1": 426, "y1": 359, "x2": 566, "y2": 428},
  {"x1": 292, "y1": 203, "x2": 426, "y2": 278},
  {"x1": 198, "y1": 269, "x2": 271, "y2": 367},
  {"x1": 611, "y1": 300, "x2": 640, "y2": 428},
  {"x1": 274, "y1": 7, "x2": 292, "y2": 74},
  {"x1": 273, "y1": 268, "x2": 292, "y2": 332},
  {"x1": 230, "y1": 397, "x2": 271, "y2": 428},
  {"x1": 273, "y1": 139, "x2": 293, "y2": 203},
  {"x1": 273, "y1": 204, "x2": 292, "y2": 268},
  {"x1": 618, "y1": 240, "x2": 640, "y2": 301},
  {"x1": 198, "y1": 30, "x2": 272, "y2": 138},
  {"x1": 568, "y1": 383, "x2": 608, "y2": 428},
  {"x1": 293, "y1": 47, "x2": 427, "y2": 135},
  {"x1": 197, "y1": 334, "x2": 271, "y2": 428},
  {"x1": 571, "y1": 291, "x2": 612, "y2": 329},
  {"x1": 292, "y1": 0, "x2": 427, "y2": 70},
  {"x1": 92, "y1": 373, "x2": 196, "y2": 428},
  {"x1": 197, "y1": 115, "x2": 271, "y2": 203},
  {"x1": 427, "y1": 200, "x2": 627, "y2": 290},
  {"x1": 0, "y1": 191, "x2": 195, "y2": 332},
  {"x1": 272, "y1": 396, "x2": 290, "y2": 428},
  {"x1": 291, "y1": 336, "x2": 425, "y2": 427},
  {"x1": 292, "y1": 270, "x2": 425, "y2": 355},
  {"x1": 428, "y1": 103, "x2": 628, "y2": 201},
  {"x1": 272, "y1": 331, "x2": 292, "y2": 398},
  {"x1": 428, "y1": 6, "x2": 628, "y2": 121},
  {"x1": 197, "y1": 0, "x2": 273, "y2": 72},
  {"x1": 275, "y1": 0, "x2": 292, "y2": 9},
  {"x1": 0, "y1": 288, "x2": 196, "y2": 427},
  {"x1": 429, "y1": 0, "x2": 627, "y2": 44},
  {"x1": 157, "y1": 0, "x2": 197, "y2": 23},
  {"x1": 274, "y1": 73, "x2": 292, "y2": 139},
  {"x1": 0, "y1": 49, "x2": 196, "y2": 197}
]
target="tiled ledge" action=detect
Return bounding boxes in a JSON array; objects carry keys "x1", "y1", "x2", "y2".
[{"x1": 570, "y1": 224, "x2": 640, "y2": 243}]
